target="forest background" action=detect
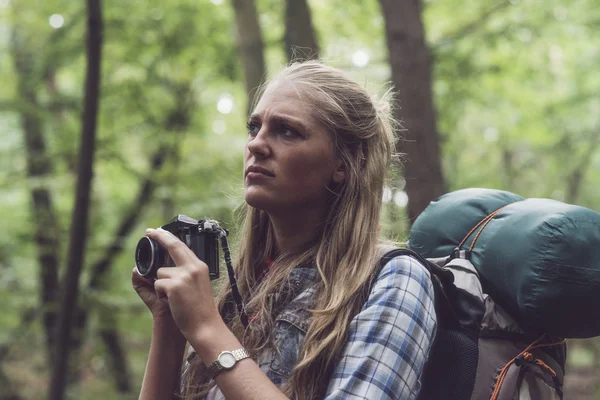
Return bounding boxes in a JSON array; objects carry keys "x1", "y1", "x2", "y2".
[{"x1": 1, "y1": 0, "x2": 599, "y2": 399}]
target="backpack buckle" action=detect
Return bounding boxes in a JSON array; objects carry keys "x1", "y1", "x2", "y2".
[{"x1": 449, "y1": 247, "x2": 471, "y2": 261}]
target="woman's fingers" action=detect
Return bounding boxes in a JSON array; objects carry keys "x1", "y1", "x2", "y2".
[
  {"x1": 132, "y1": 266, "x2": 154, "y2": 287},
  {"x1": 140, "y1": 227, "x2": 218, "y2": 338},
  {"x1": 145, "y1": 228, "x2": 211, "y2": 280},
  {"x1": 153, "y1": 278, "x2": 172, "y2": 303},
  {"x1": 145, "y1": 228, "x2": 196, "y2": 266},
  {"x1": 155, "y1": 267, "x2": 176, "y2": 280}
]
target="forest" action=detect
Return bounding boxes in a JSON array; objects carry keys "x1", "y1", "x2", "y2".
[{"x1": 1, "y1": 0, "x2": 599, "y2": 398}]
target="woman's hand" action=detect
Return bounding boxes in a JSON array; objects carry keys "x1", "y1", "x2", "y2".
[
  {"x1": 132, "y1": 266, "x2": 173, "y2": 320},
  {"x1": 144, "y1": 228, "x2": 222, "y2": 342}
]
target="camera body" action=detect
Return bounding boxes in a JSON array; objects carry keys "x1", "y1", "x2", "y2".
[{"x1": 135, "y1": 215, "x2": 221, "y2": 280}]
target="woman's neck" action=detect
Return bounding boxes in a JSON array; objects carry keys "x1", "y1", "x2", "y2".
[{"x1": 268, "y1": 205, "x2": 327, "y2": 254}]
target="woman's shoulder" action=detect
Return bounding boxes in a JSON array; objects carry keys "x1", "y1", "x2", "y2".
[{"x1": 372, "y1": 246, "x2": 433, "y2": 294}]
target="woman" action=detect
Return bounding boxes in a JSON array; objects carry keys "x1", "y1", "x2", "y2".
[{"x1": 133, "y1": 60, "x2": 436, "y2": 399}]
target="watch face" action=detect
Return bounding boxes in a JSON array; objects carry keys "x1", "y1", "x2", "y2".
[{"x1": 219, "y1": 352, "x2": 236, "y2": 369}]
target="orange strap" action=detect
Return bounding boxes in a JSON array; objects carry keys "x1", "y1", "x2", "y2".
[
  {"x1": 534, "y1": 358, "x2": 558, "y2": 377},
  {"x1": 518, "y1": 352, "x2": 558, "y2": 376},
  {"x1": 457, "y1": 205, "x2": 509, "y2": 251},
  {"x1": 490, "y1": 336, "x2": 566, "y2": 400}
]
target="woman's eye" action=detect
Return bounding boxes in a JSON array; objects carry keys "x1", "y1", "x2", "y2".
[
  {"x1": 246, "y1": 122, "x2": 260, "y2": 137},
  {"x1": 280, "y1": 125, "x2": 299, "y2": 139}
]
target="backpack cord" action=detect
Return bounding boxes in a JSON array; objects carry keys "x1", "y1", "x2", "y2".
[
  {"x1": 457, "y1": 205, "x2": 510, "y2": 251},
  {"x1": 519, "y1": 353, "x2": 558, "y2": 378},
  {"x1": 490, "y1": 335, "x2": 567, "y2": 400}
]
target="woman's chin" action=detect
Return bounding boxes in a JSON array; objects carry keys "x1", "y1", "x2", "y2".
[{"x1": 244, "y1": 192, "x2": 275, "y2": 211}]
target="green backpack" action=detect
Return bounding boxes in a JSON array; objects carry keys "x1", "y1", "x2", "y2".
[{"x1": 402, "y1": 188, "x2": 600, "y2": 399}]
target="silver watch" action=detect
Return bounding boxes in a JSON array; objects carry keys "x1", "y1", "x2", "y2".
[{"x1": 207, "y1": 348, "x2": 250, "y2": 379}]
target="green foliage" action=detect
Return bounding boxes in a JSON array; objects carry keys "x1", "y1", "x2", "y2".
[
  {"x1": 0, "y1": 0, "x2": 599, "y2": 398},
  {"x1": 428, "y1": 0, "x2": 600, "y2": 207}
]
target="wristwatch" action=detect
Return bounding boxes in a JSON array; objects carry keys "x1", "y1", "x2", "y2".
[{"x1": 207, "y1": 348, "x2": 250, "y2": 379}]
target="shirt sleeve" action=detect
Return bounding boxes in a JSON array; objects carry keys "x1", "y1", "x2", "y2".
[{"x1": 324, "y1": 255, "x2": 437, "y2": 400}]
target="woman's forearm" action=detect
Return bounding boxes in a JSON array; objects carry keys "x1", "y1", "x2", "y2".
[
  {"x1": 189, "y1": 320, "x2": 288, "y2": 400},
  {"x1": 139, "y1": 317, "x2": 187, "y2": 400}
]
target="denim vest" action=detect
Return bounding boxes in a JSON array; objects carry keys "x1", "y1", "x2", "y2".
[{"x1": 203, "y1": 266, "x2": 319, "y2": 399}]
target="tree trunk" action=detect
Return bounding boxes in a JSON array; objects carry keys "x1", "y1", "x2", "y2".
[
  {"x1": 88, "y1": 149, "x2": 168, "y2": 289},
  {"x1": 11, "y1": 30, "x2": 61, "y2": 366},
  {"x1": 379, "y1": 0, "x2": 446, "y2": 223},
  {"x1": 231, "y1": 0, "x2": 266, "y2": 114},
  {"x1": 502, "y1": 147, "x2": 515, "y2": 189},
  {"x1": 99, "y1": 313, "x2": 131, "y2": 393},
  {"x1": 566, "y1": 134, "x2": 600, "y2": 204},
  {"x1": 49, "y1": 1, "x2": 103, "y2": 399},
  {"x1": 68, "y1": 96, "x2": 190, "y2": 393},
  {"x1": 284, "y1": 0, "x2": 319, "y2": 61}
]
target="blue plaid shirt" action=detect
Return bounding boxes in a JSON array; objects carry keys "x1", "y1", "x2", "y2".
[
  {"x1": 199, "y1": 254, "x2": 436, "y2": 399},
  {"x1": 324, "y1": 255, "x2": 437, "y2": 399}
]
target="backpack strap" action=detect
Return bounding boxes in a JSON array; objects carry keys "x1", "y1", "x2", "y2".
[
  {"x1": 377, "y1": 248, "x2": 454, "y2": 284},
  {"x1": 372, "y1": 248, "x2": 481, "y2": 400},
  {"x1": 372, "y1": 248, "x2": 462, "y2": 331}
]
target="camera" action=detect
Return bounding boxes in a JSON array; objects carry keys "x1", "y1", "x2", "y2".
[{"x1": 135, "y1": 215, "x2": 223, "y2": 280}]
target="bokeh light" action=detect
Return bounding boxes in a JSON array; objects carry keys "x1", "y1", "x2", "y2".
[
  {"x1": 217, "y1": 94, "x2": 234, "y2": 114},
  {"x1": 352, "y1": 50, "x2": 370, "y2": 68},
  {"x1": 212, "y1": 120, "x2": 227, "y2": 135},
  {"x1": 394, "y1": 191, "x2": 409, "y2": 208},
  {"x1": 49, "y1": 14, "x2": 64, "y2": 28}
]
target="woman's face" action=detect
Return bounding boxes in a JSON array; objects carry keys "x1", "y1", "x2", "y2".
[{"x1": 244, "y1": 79, "x2": 344, "y2": 214}]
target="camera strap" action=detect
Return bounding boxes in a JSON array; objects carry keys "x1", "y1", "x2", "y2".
[{"x1": 219, "y1": 235, "x2": 249, "y2": 327}]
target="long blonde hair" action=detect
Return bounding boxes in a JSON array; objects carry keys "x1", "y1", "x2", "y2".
[{"x1": 182, "y1": 60, "x2": 397, "y2": 399}]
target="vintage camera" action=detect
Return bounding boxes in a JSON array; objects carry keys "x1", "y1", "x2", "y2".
[{"x1": 135, "y1": 215, "x2": 222, "y2": 280}]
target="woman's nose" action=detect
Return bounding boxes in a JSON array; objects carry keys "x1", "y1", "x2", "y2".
[{"x1": 246, "y1": 128, "x2": 271, "y2": 159}]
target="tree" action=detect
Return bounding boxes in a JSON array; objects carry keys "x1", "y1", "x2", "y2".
[
  {"x1": 49, "y1": 0, "x2": 103, "y2": 398},
  {"x1": 10, "y1": 28, "x2": 61, "y2": 366},
  {"x1": 232, "y1": 0, "x2": 266, "y2": 114},
  {"x1": 284, "y1": 0, "x2": 319, "y2": 61},
  {"x1": 379, "y1": 0, "x2": 446, "y2": 222}
]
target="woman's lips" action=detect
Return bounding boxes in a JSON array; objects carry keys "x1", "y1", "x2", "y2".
[
  {"x1": 246, "y1": 171, "x2": 273, "y2": 180},
  {"x1": 245, "y1": 165, "x2": 275, "y2": 178}
]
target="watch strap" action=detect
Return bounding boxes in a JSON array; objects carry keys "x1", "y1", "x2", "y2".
[{"x1": 207, "y1": 348, "x2": 250, "y2": 379}]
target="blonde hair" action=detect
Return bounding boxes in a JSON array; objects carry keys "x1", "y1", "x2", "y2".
[{"x1": 182, "y1": 60, "x2": 398, "y2": 399}]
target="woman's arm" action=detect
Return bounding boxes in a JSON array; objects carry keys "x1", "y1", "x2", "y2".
[
  {"x1": 324, "y1": 255, "x2": 437, "y2": 400},
  {"x1": 145, "y1": 228, "x2": 288, "y2": 400},
  {"x1": 185, "y1": 319, "x2": 288, "y2": 400},
  {"x1": 133, "y1": 266, "x2": 187, "y2": 400},
  {"x1": 139, "y1": 317, "x2": 186, "y2": 400}
]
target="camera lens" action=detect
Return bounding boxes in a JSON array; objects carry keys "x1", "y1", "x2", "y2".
[{"x1": 135, "y1": 237, "x2": 160, "y2": 277}]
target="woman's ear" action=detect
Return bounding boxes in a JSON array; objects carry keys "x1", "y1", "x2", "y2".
[{"x1": 332, "y1": 161, "x2": 346, "y2": 184}]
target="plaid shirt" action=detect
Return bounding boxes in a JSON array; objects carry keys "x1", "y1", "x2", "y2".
[
  {"x1": 198, "y1": 254, "x2": 436, "y2": 399},
  {"x1": 324, "y1": 254, "x2": 437, "y2": 399}
]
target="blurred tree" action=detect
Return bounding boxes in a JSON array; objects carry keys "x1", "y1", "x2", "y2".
[
  {"x1": 565, "y1": 131, "x2": 600, "y2": 204},
  {"x1": 10, "y1": 28, "x2": 61, "y2": 366},
  {"x1": 232, "y1": 0, "x2": 266, "y2": 114},
  {"x1": 379, "y1": 0, "x2": 446, "y2": 223},
  {"x1": 74, "y1": 82, "x2": 195, "y2": 394},
  {"x1": 49, "y1": 1, "x2": 103, "y2": 399},
  {"x1": 284, "y1": 0, "x2": 319, "y2": 61},
  {"x1": 70, "y1": 4, "x2": 214, "y2": 394},
  {"x1": 0, "y1": 0, "x2": 242, "y2": 396}
]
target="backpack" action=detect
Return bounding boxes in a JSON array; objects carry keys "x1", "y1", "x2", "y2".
[{"x1": 376, "y1": 247, "x2": 567, "y2": 400}]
